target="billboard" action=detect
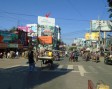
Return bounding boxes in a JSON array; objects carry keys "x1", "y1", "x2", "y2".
[
  {"x1": 18, "y1": 26, "x2": 34, "y2": 33},
  {"x1": 38, "y1": 16, "x2": 55, "y2": 26},
  {"x1": 26, "y1": 24, "x2": 37, "y2": 33},
  {"x1": 0, "y1": 32, "x2": 18, "y2": 43},
  {"x1": 85, "y1": 33, "x2": 90, "y2": 40},
  {"x1": 85, "y1": 32, "x2": 99, "y2": 40},
  {"x1": 38, "y1": 36, "x2": 52, "y2": 44},
  {"x1": 91, "y1": 20, "x2": 112, "y2": 32},
  {"x1": 91, "y1": 32, "x2": 99, "y2": 40}
]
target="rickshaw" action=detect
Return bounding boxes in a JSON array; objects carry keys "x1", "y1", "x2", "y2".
[
  {"x1": 91, "y1": 51, "x2": 100, "y2": 63},
  {"x1": 82, "y1": 50, "x2": 91, "y2": 61},
  {"x1": 38, "y1": 50, "x2": 54, "y2": 68}
]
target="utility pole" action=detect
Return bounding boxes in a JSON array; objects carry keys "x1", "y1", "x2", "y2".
[
  {"x1": 90, "y1": 20, "x2": 92, "y2": 47},
  {"x1": 98, "y1": 16, "x2": 101, "y2": 47},
  {"x1": 36, "y1": 24, "x2": 39, "y2": 50},
  {"x1": 104, "y1": 31, "x2": 106, "y2": 52}
]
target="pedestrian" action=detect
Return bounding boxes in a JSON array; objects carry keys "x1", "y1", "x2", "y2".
[
  {"x1": 36, "y1": 50, "x2": 39, "y2": 62},
  {"x1": 74, "y1": 50, "x2": 79, "y2": 62},
  {"x1": 28, "y1": 49, "x2": 35, "y2": 71},
  {"x1": 7, "y1": 52, "x2": 10, "y2": 58},
  {"x1": 65, "y1": 51, "x2": 68, "y2": 57},
  {"x1": 69, "y1": 51, "x2": 74, "y2": 62},
  {"x1": 16, "y1": 51, "x2": 19, "y2": 58}
]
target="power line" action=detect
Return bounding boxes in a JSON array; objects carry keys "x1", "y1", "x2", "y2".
[
  {"x1": 66, "y1": 0, "x2": 83, "y2": 17},
  {"x1": 0, "y1": 10, "x2": 90, "y2": 22},
  {"x1": 0, "y1": 10, "x2": 37, "y2": 17}
]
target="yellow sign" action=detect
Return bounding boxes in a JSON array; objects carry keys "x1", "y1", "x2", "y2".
[
  {"x1": 85, "y1": 33, "x2": 90, "y2": 40},
  {"x1": 85, "y1": 32, "x2": 99, "y2": 40},
  {"x1": 91, "y1": 32, "x2": 99, "y2": 40}
]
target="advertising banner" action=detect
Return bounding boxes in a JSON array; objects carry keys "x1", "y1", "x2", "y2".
[
  {"x1": 8, "y1": 44, "x2": 18, "y2": 48},
  {"x1": 91, "y1": 32, "x2": 99, "y2": 40},
  {"x1": 27, "y1": 24, "x2": 37, "y2": 33},
  {"x1": 85, "y1": 33, "x2": 90, "y2": 40},
  {"x1": 38, "y1": 16, "x2": 55, "y2": 26},
  {"x1": 38, "y1": 36, "x2": 52, "y2": 44},
  {"x1": 91, "y1": 20, "x2": 112, "y2": 32},
  {"x1": 38, "y1": 25, "x2": 54, "y2": 37},
  {"x1": 0, "y1": 43, "x2": 7, "y2": 48},
  {"x1": 0, "y1": 33, "x2": 18, "y2": 43},
  {"x1": 18, "y1": 26, "x2": 33, "y2": 33},
  {"x1": 85, "y1": 32, "x2": 99, "y2": 41}
]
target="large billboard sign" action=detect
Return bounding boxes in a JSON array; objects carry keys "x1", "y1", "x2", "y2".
[
  {"x1": 91, "y1": 32, "x2": 99, "y2": 40},
  {"x1": 85, "y1": 32, "x2": 99, "y2": 41},
  {"x1": 91, "y1": 20, "x2": 112, "y2": 32},
  {"x1": 38, "y1": 16, "x2": 55, "y2": 26},
  {"x1": 85, "y1": 33, "x2": 90, "y2": 40}
]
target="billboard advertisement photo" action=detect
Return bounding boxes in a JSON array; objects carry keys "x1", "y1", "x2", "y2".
[
  {"x1": 91, "y1": 20, "x2": 112, "y2": 32},
  {"x1": 38, "y1": 16, "x2": 55, "y2": 26}
]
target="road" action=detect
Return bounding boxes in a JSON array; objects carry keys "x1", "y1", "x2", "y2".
[{"x1": 0, "y1": 57, "x2": 112, "y2": 89}]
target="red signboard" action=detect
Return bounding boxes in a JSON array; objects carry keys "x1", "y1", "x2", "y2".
[{"x1": 38, "y1": 36, "x2": 52, "y2": 44}]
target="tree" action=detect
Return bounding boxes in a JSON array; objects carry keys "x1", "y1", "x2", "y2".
[
  {"x1": 107, "y1": 0, "x2": 112, "y2": 18},
  {"x1": 9, "y1": 26, "x2": 17, "y2": 33}
]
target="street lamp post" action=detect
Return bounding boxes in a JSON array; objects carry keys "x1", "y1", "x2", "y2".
[{"x1": 36, "y1": 24, "x2": 39, "y2": 50}]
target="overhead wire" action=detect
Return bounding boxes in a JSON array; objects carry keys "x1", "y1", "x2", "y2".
[
  {"x1": 0, "y1": 10, "x2": 90, "y2": 22},
  {"x1": 66, "y1": 0, "x2": 83, "y2": 17}
]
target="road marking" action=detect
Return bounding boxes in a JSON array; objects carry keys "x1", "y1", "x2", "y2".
[
  {"x1": 88, "y1": 66, "x2": 98, "y2": 73},
  {"x1": 4, "y1": 65, "x2": 20, "y2": 69},
  {"x1": 67, "y1": 65, "x2": 73, "y2": 70},
  {"x1": 54, "y1": 65, "x2": 63, "y2": 71},
  {"x1": 78, "y1": 65, "x2": 87, "y2": 76}
]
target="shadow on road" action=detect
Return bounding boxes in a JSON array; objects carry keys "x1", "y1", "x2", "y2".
[{"x1": 0, "y1": 63, "x2": 72, "y2": 89}]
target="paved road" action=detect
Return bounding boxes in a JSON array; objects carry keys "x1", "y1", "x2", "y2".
[{"x1": 0, "y1": 57, "x2": 111, "y2": 89}]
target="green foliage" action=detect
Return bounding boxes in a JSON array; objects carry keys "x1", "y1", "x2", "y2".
[
  {"x1": 107, "y1": 0, "x2": 112, "y2": 7},
  {"x1": 9, "y1": 27, "x2": 17, "y2": 33},
  {"x1": 107, "y1": 0, "x2": 112, "y2": 18}
]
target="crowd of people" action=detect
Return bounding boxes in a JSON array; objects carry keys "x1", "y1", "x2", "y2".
[{"x1": 0, "y1": 46, "x2": 111, "y2": 71}]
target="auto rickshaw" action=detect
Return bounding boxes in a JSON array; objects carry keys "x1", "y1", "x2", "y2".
[{"x1": 82, "y1": 50, "x2": 91, "y2": 61}]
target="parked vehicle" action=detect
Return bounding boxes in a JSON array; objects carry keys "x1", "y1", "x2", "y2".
[
  {"x1": 104, "y1": 51, "x2": 112, "y2": 64},
  {"x1": 104, "y1": 56, "x2": 112, "y2": 64}
]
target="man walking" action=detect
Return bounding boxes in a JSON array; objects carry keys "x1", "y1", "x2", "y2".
[
  {"x1": 74, "y1": 50, "x2": 79, "y2": 62},
  {"x1": 28, "y1": 49, "x2": 35, "y2": 71}
]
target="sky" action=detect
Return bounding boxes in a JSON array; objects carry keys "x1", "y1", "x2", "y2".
[{"x1": 0, "y1": 0, "x2": 110, "y2": 44}]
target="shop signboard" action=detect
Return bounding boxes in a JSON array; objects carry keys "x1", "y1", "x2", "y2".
[
  {"x1": 38, "y1": 16, "x2": 55, "y2": 26},
  {"x1": 0, "y1": 43, "x2": 7, "y2": 48},
  {"x1": 38, "y1": 36, "x2": 52, "y2": 44},
  {"x1": 91, "y1": 20, "x2": 112, "y2": 32},
  {"x1": 18, "y1": 44, "x2": 23, "y2": 49},
  {"x1": 8, "y1": 44, "x2": 18, "y2": 48}
]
